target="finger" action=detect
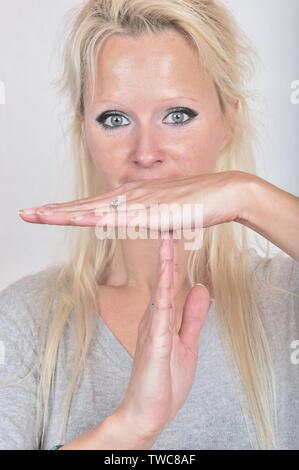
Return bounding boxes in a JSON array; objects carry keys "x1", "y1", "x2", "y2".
[
  {"x1": 70, "y1": 207, "x2": 150, "y2": 225},
  {"x1": 150, "y1": 234, "x2": 175, "y2": 337},
  {"x1": 19, "y1": 183, "x2": 130, "y2": 214},
  {"x1": 32, "y1": 208, "x2": 153, "y2": 227},
  {"x1": 69, "y1": 209, "x2": 147, "y2": 227},
  {"x1": 18, "y1": 208, "x2": 177, "y2": 232},
  {"x1": 18, "y1": 208, "x2": 102, "y2": 226},
  {"x1": 18, "y1": 208, "x2": 131, "y2": 227},
  {"x1": 166, "y1": 234, "x2": 176, "y2": 331},
  {"x1": 178, "y1": 284, "x2": 210, "y2": 355},
  {"x1": 157, "y1": 232, "x2": 174, "y2": 291}
]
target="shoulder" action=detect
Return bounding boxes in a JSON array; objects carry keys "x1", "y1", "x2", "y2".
[
  {"x1": 247, "y1": 248, "x2": 299, "y2": 341},
  {"x1": 0, "y1": 264, "x2": 65, "y2": 339},
  {"x1": 0, "y1": 265, "x2": 65, "y2": 392},
  {"x1": 0, "y1": 264, "x2": 63, "y2": 299},
  {"x1": 247, "y1": 247, "x2": 299, "y2": 296}
]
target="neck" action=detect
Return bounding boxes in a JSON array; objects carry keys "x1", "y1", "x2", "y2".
[{"x1": 105, "y1": 231, "x2": 192, "y2": 298}]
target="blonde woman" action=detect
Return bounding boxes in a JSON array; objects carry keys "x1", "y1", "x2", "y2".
[{"x1": 1, "y1": 0, "x2": 299, "y2": 451}]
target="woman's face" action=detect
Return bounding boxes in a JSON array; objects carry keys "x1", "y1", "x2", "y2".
[{"x1": 83, "y1": 31, "x2": 232, "y2": 191}]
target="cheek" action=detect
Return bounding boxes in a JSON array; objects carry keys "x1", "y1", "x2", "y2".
[
  {"x1": 84, "y1": 125, "x2": 120, "y2": 177},
  {"x1": 178, "y1": 124, "x2": 224, "y2": 174}
]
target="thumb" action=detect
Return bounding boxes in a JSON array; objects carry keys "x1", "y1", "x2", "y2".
[{"x1": 178, "y1": 283, "x2": 210, "y2": 353}]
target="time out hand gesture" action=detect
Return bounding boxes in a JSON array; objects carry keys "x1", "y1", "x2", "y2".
[{"x1": 115, "y1": 233, "x2": 210, "y2": 442}]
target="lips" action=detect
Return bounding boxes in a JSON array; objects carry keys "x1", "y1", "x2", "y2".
[{"x1": 123, "y1": 174, "x2": 177, "y2": 183}]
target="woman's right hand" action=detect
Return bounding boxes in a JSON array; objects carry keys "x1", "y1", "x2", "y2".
[{"x1": 115, "y1": 232, "x2": 211, "y2": 442}]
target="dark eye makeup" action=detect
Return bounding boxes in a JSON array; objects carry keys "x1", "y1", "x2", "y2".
[{"x1": 95, "y1": 106, "x2": 198, "y2": 131}]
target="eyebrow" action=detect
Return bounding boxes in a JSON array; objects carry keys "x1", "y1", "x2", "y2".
[{"x1": 92, "y1": 96, "x2": 200, "y2": 106}]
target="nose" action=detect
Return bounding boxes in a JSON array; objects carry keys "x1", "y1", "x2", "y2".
[{"x1": 131, "y1": 128, "x2": 164, "y2": 169}]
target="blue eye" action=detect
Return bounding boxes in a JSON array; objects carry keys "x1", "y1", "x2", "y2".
[
  {"x1": 96, "y1": 112, "x2": 130, "y2": 130},
  {"x1": 164, "y1": 108, "x2": 198, "y2": 126},
  {"x1": 95, "y1": 107, "x2": 198, "y2": 132}
]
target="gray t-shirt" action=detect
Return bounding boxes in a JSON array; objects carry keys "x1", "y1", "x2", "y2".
[{"x1": 0, "y1": 248, "x2": 298, "y2": 450}]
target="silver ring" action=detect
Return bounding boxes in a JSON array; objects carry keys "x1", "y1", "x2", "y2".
[{"x1": 109, "y1": 198, "x2": 120, "y2": 211}]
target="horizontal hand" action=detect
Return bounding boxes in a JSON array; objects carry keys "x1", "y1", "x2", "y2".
[{"x1": 18, "y1": 171, "x2": 244, "y2": 232}]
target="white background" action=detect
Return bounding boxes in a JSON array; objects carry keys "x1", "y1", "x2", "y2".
[{"x1": 0, "y1": 0, "x2": 298, "y2": 290}]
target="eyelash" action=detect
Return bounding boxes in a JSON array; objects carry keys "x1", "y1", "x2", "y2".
[{"x1": 95, "y1": 107, "x2": 198, "y2": 133}]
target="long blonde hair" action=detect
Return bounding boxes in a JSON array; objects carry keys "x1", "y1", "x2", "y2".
[{"x1": 19, "y1": 0, "x2": 286, "y2": 449}]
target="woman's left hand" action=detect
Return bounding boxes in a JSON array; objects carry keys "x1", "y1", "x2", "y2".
[
  {"x1": 18, "y1": 169, "x2": 299, "y2": 261},
  {"x1": 18, "y1": 170, "x2": 245, "y2": 231}
]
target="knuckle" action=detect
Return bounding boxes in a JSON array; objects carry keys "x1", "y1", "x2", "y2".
[
  {"x1": 155, "y1": 303, "x2": 172, "y2": 310},
  {"x1": 122, "y1": 181, "x2": 137, "y2": 191},
  {"x1": 121, "y1": 181, "x2": 130, "y2": 190},
  {"x1": 43, "y1": 203, "x2": 59, "y2": 209}
]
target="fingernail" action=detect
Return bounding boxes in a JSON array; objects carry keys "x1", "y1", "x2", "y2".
[
  {"x1": 194, "y1": 283, "x2": 205, "y2": 287},
  {"x1": 19, "y1": 208, "x2": 36, "y2": 215}
]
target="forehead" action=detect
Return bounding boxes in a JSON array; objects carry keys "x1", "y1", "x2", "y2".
[{"x1": 85, "y1": 32, "x2": 214, "y2": 103}]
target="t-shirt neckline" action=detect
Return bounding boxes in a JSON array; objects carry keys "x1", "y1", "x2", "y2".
[{"x1": 94, "y1": 300, "x2": 216, "y2": 367}]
